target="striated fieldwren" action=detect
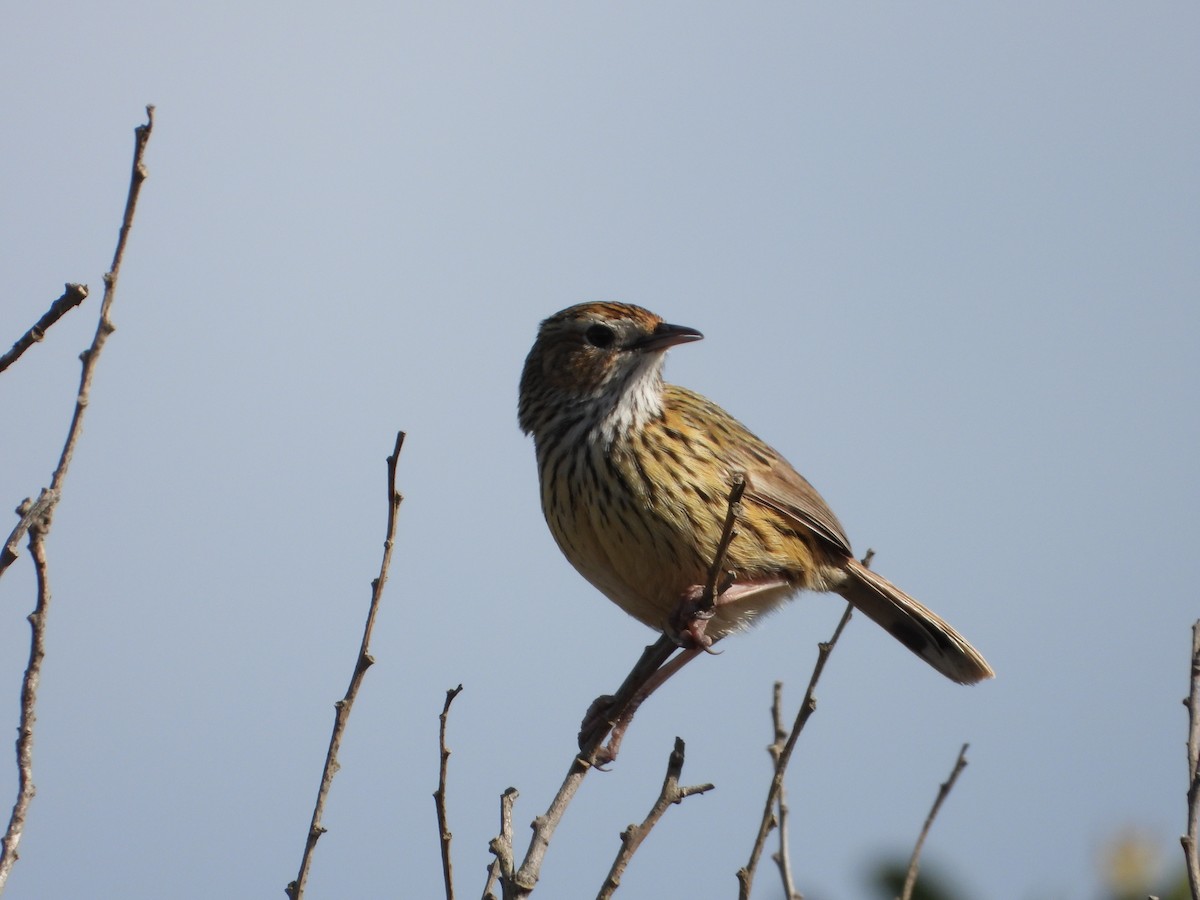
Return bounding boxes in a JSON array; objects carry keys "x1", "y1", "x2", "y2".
[{"x1": 519, "y1": 301, "x2": 993, "y2": 701}]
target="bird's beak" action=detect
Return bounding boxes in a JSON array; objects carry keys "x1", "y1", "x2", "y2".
[{"x1": 634, "y1": 322, "x2": 704, "y2": 353}]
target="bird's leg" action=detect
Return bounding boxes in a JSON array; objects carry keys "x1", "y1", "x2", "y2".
[
  {"x1": 669, "y1": 578, "x2": 793, "y2": 651},
  {"x1": 668, "y1": 584, "x2": 722, "y2": 651},
  {"x1": 579, "y1": 642, "x2": 704, "y2": 766},
  {"x1": 578, "y1": 636, "x2": 675, "y2": 760},
  {"x1": 580, "y1": 578, "x2": 791, "y2": 765}
]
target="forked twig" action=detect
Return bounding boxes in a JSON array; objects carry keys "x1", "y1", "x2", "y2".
[
  {"x1": 435, "y1": 685, "x2": 465, "y2": 900},
  {"x1": 286, "y1": 431, "x2": 406, "y2": 900},
  {"x1": 485, "y1": 788, "x2": 518, "y2": 900},
  {"x1": 490, "y1": 635, "x2": 678, "y2": 897},
  {"x1": 738, "y1": 602, "x2": 854, "y2": 900},
  {"x1": 1182, "y1": 620, "x2": 1200, "y2": 900},
  {"x1": 596, "y1": 737, "x2": 714, "y2": 899},
  {"x1": 0, "y1": 107, "x2": 154, "y2": 892},
  {"x1": 899, "y1": 743, "x2": 970, "y2": 900},
  {"x1": 0, "y1": 284, "x2": 89, "y2": 375},
  {"x1": 0, "y1": 109, "x2": 153, "y2": 581}
]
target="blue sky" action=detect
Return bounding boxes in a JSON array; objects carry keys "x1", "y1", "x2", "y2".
[{"x1": 2, "y1": 4, "x2": 1197, "y2": 898}]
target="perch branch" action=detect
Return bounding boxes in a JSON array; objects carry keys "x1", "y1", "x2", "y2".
[
  {"x1": 1182, "y1": 620, "x2": 1200, "y2": 900},
  {"x1": 579, "y1": 476, "x2": 746, "y2": 764},
  {"x1": 286, "y1": 431, "x2": 406, "y2": 900},
  {"x1": 0, "y1": 107, "x2": 154, "y2": 892},
  {"x1": 595, "y1": 737, "x2": 713, "y2": 900},
  {"x1": 488, "y1": 477, "x2": 740, "y2": 895},
  {"x1": 490, "y1": 474, "x2": 746, "y2": 895},
  {"x1": 575, "y1": 636, "x2": 678, "y2": 764},
  {"x1": 0, "y1": 284, "x2": 89, "y2": 375},
  {"x1": 697, "y1": 472, "x2": 745, "y2": 614},
  {"x1": 435, "y1": 685, "x2": 464, "y2": 900},
  {"x1": 899, "y1": 743, "x2": 970, "y2": 900}
]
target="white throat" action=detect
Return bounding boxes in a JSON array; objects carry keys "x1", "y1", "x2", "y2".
[{"x1": 595, "y1": 357, "x2": 665, "y2": 447}]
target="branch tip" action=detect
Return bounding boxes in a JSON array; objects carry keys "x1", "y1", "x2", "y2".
[{"x1": 287, "y1": 433, "x2": 407, "y2": 899}]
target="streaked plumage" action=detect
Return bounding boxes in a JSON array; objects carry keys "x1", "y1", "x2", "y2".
[{"x1": 519, "y1": 301, "x2": 993, "y2": 685}]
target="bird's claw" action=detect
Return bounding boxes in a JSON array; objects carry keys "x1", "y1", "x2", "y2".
[
  {"x1": 668, "y1": 589, "x2": 719, "y2": 653},
  {"x1": 578, "y1": 692, "x2": 636, "y2": 765}
]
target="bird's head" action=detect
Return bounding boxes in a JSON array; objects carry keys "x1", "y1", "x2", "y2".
[{"x1": 518, "y1": 302, "x2": 703, "y2": 440}]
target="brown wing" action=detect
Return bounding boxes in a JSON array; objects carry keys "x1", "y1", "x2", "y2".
[
  {"x1": 663, "y1": 385, "x2": 853, "y2": 558},
  {"x1": 741, "y1": 455, "x2": 854, "y2": 558}
]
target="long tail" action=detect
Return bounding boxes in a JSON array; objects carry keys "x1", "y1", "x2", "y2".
[{"x1": 836, "y1": 558, "x2": 994, "y2": 684}]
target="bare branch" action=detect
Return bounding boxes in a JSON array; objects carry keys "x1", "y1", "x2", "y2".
[
  {"x1": 768, "y1": 683, "x2": 802, "y2": 900},
  {"x1": 0, "y1": 108, "x2": 153, "y2": 581},
  {"x1": 50, "y1": 107, "x2": 153, "y2": 499},
  {"x1": 286, "y1": 431, "x2": 406, "y2": 900},
  {"x1": 738, "y1": 602, "x2": 854, "y2": 900},
  {"x1": 486, "y1": 788, "x2": 518, "y2": 899},
  {"x1": 580, "y1": 476, "x2": 748, "y2": 765},
  {"x1": 0, "y1": 284, "x2": 89, "y2": 375},
  {"x1": 489, "y1": 477, "x2": 750, "y2": 896},
  {"x1": 0, "y1": 107, "x2": 155, "y2": 891},
  {"x1": 0, "y1": 520, "x2": 52, "y2": 888},
  {"x1": 596, "y1": 737, "x2": 713, "y2": 900},
  {"x1": 435, "y1": 685, "x2": 465, "y2": 900},
  {"x1": 899, "y1": 743, "x2": 970, "y2": 900},
  {"x1": 481, "y1": 857, "x2": 502, "y2": 900},
  {"x1": 1182, "y1": 620, "x2": 1200, "y2": 900},
  {"x1": 504, "y1": 760, "x2": 588, "y2": 897},
  {"x1": 1, "y1": 491, "x2": 58, "y2": 577},
  {"x1": 575, "y1": 636, "x2": 678, "y2": 763}
]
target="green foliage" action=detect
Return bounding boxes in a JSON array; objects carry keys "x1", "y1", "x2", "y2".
[{"x1": 869, "y1": 858, "x2": 966, "y2": 900}]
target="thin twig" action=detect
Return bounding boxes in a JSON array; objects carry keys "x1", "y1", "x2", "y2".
[
  {"x1": 768, "y1": 683, "x2": 802, "y2": 900},
  {"x1": 899, "y1": 743, "x2": 970, "y2": 900},
  {"x1": 50, "y1": 110, "x2": 153, "y2": 499},
  {"x1": 1182, "y1": 620, "x2": 1200, "y2": 900},
  {"x1": 738, "y1": 602, "x2": 854, "y2": 900},
  {"x1": 596, "y1": 737, "x2": 714, "y2": 900},
  {"x1": 286, "y1": 431, "x2": 406, "y2": 900},
  {"x1": 1, "y1": 492, "x2": 58, "y2": 577},
  {"x1": 698, "y1": 473, "x2": 745, "y2": 613},
  {"x1": 435, "y1": 685, "x2": 464, "y2": 900},
  {"x1": 0, "y1": 284, "x2": 89, "y2": 375},
  {"x1": 0, "y1": 521, "x2": 51, "y2": 889},
  {"x1": 0, "y1": 108, "x2": 154, "y2": 893},
  {"x1": 0, "y1": 109, "x2": 153, "y2": 581}
]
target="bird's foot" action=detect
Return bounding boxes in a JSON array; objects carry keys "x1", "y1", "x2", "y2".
[
  {"x1": 577, "y1": 694, "x2": 628, "y2": 767},
  {"x1": 668, "y1": 586, "x2": 720, "y2": 654}
]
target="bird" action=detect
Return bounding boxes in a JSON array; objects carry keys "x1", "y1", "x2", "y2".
[{"x1": 518, "y1": 301, "x2": 993, "y2": 731}]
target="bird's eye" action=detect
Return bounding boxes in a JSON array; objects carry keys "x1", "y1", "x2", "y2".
[{"x1": 585, "y1": 324, "x2": 616, "y2": 349}]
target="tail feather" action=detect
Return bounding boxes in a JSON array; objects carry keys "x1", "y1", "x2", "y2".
[{"x1": 837, "y1": 558, "x2": 994, "y2": 684}]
